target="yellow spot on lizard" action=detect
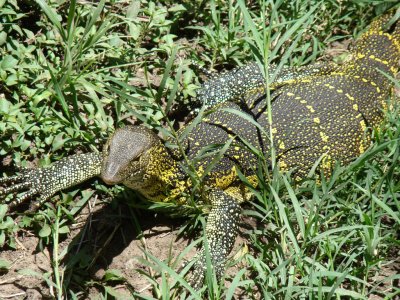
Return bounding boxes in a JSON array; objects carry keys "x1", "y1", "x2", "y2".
[
  {"x1": 307, "y1": 105, "x2": 315, "y2": 113},
  {"x1": 320, "y1": 132, "x2": 329, "y2": 142}
]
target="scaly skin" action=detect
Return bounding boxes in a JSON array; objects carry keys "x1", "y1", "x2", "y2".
[
  {"x1": 196, "y1": 61, "x2": 337, "y2": 111},
  {"x1": 1, "y1": 10, "x2": 399, "y2": 289}
]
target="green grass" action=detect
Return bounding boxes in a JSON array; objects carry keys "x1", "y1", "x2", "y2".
[{"x1": 0, "y1": 0, "x2": 399, "y2": 299}]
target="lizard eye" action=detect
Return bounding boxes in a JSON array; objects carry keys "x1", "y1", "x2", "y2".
[{"x1": 101, "y1": 126, "x2": 156, "y2": 185}]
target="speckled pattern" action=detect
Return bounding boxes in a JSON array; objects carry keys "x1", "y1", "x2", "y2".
[
  {"x1": 196, "y1": 61, "x2": 337, "y2": 111},
  {"x1": 189, "y1": 188, "x2": 241, "y2": 289},
  {"x1": 0, "y1": 153, "x2": 102, "y2": 209},
  {"x1": 1, "y1": 11, "x2": 399, "y2": 289}
]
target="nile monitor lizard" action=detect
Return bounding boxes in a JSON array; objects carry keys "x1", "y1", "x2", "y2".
[{"x1": 0, "y1": 9, "x2": 399, "y2": 289}]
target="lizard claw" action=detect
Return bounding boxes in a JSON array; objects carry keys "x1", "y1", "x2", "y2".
[
  {"x1": 0, "y1": 181, "x2": 32, "y2": 195},
  {"x1": 0, "y1": 170, "x2": 41, "y2": 209},
  {"x1": 0, "y1": 174, "x2": 23, "y2": 184},
  {"x1": 184, "y1": 251, "x2": 224, "y2": 290},
  {"x1": 189, "y1": 263, "x2": 206, "y2": 290}
]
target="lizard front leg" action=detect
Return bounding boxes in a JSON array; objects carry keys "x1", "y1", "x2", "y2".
[
  {"x1": 190, "y1": 188, "x2": 241, "y2": 289},
  {"x1": 0, "y1": 152, "x2": 102, "y2": 210}
]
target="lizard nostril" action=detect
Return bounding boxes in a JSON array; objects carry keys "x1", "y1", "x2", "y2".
[{"x1": 101, "y1": 162, "x2": 123, "y2": 185}]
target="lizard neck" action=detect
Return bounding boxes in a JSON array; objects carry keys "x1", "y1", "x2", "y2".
[{"x1": 122, "y1": 142, "x2": 185, "y2": 202}]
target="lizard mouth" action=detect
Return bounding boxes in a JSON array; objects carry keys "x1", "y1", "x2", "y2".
[
  {"x1": 101, "y1": 159, "x2": 142, "y2": 186},
  {"x1": 101, "y1": 160, "x2": 125, "y2": 185}
]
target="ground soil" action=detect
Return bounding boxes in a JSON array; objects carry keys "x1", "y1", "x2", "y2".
[
  {"x1": 1, "y1": 197, "x2": 399, "y2": 299},
  {"x1": 0, "y1": 198, "x2": 253, "y2": 299}
]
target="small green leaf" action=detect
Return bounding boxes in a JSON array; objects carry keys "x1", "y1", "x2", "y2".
[
  {"x1": 5, "y1": 74, "x2": 18, "y2": 85},
  {"x1": 39, "y1": 224, "x2": 51, "y2": 237},
  {"x1": 21, "y1": 216, "x2": 32, "y2": 227},
  {"x1": 1, "y1": 55, "x2": 18, "y2": 70},
  {"x1": 0, "y1": 217, "x2": 14, "y2": 229},
  {"x1": 104, "y1": 286, "x2": 124, "y2": 298},
  {"x1": 52, "y1": 133, "x2": 66, "y2": 151},
  {"x1": 0, "y1": 204, "x2": 7, "y2": 220},
  {"x1": 168, "y1": 4, "x2": 186, "y2": 12},
  {"x1": 0, "y1": 258, "x2": 11, "y2": 271},
  {"x1": 20, "y1": 139, "x2": 31, "y2": 151},
  {"x1": 58, "y1": 226, "x2": 70, "y2": 234},
  {"x1": 126, "y1": 0, "x2": 140, "y2": 19},
  {"x1": 18, "y1": 269, "x2": 43, "y2": 277},
  {"x1": 0, "y1": 97, "x2": 6, "y2": 115},
  {"x1": 23, "y1": 29, "x2": 35, "y2": 40},
  {"x1": 0, "y1": 31, "x2": 6, "y2": 46},
  {"x1": 0, "y1": 232, "x2": 5, "y2": 247},
  {"x1": 104, "y1": 269, "x2": 125, "y2": 282}
]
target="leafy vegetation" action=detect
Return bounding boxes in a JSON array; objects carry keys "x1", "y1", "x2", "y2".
[{"x1": 0, "y1": 0, "x2": 399, "y2": 299}]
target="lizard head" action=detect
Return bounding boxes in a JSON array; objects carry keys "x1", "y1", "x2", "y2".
[{"x1": 101, "y1": 125, "x2": 158, "y2": 185}]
